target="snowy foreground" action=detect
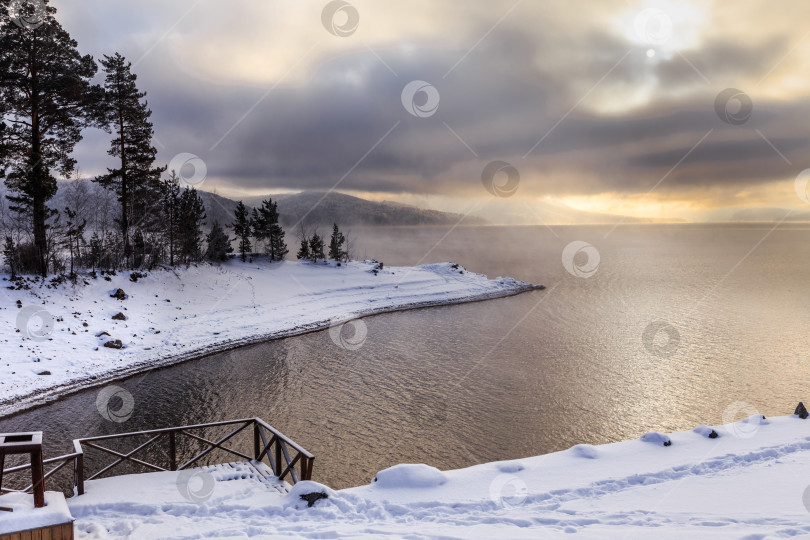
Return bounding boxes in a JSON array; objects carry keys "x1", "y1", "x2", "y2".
[
  {"x1": 0, "y1": 259, "x2": 538, "y2": 416},
  {"x1": 54, "y1": 413, "x2": 810, "y2": 538}
]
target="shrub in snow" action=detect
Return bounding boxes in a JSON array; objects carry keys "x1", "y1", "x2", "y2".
[
  {"x1": 693, "y1": 425, "x2": 719, "y2": 438},
  {"x1": 372, "y1": 464, "x2": 448, "y2": 489},
  {"x1": 570, "y1": 444, "x2": 599, "y2": 458},
  {"x1": 795, "y1": 402, "x2": 808, "y2": 419},
  {"x1": 640, "y1": 431, "x2": 672, "y2": 446}
]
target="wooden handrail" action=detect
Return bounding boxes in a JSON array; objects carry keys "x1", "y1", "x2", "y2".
[{"x1": 0, "y1": 418, "x2": 314, "y2": 498}]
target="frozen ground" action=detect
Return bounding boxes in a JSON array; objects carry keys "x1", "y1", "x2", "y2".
[
  {"x1": 0, "y1": 258, "x2": 539, "y2": 416},
  {"x1": 52, "y1": 413, "x2": 810, "y2": 539}
]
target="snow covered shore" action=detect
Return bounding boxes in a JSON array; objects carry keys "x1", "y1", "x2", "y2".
[
  {"x1": 0, "y1": 259, "x2": 539, "y2": 417},
  {"x1": 61, "y1": 412, "x2": 810, "y2": 538}
]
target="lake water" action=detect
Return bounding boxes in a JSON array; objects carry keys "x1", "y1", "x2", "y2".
[{"x1": 2, "y1": 223, "x2": 809, "y2": 490}]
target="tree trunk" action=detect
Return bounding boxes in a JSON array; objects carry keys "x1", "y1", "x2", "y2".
[
  {"x1": 31, "y1": 72, "x2": 47, "y2": 277},
  {"x1": 119, "y1": 103, "x2": 129, "y2": 268}
]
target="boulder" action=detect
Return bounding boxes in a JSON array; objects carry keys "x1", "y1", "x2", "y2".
[
  {"x1": 103, "y1": 339, "x2": 123, "y2": 349},
  {"x1": 110, "y1": 288, "x2": 127, "y2": 300},
  {"x1": 112, "y1": 312, "x2": 127, "y2": 321},
  {"x1": 796, "y1": 402, "x2": 808, "y2": 419}
]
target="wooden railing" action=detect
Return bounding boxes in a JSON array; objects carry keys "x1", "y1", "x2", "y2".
[
  {"x1": 0, "y1": 418, "x2": 314, "y2": 497},
  {"x1": 0, "y1": 451, "x2": 81, "y2": 497}
]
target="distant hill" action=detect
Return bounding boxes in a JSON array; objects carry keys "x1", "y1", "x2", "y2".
[
  {"x1": 238, "y1": 191, "x2": 488, "y2": 228},
  {"x1": 729, "y1": 207, "x2": 810, "y2": 222},
  {"x1": 194, "y1": 190, "x2": 243, "y2": 227}
]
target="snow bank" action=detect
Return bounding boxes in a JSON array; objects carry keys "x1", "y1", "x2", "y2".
[
  {"x1": 64, "y1": 414, "x2": 810, "y2": 538},
  {"x1": 0, "y1": 259, "x2": 539, "y2": 416},
  {"x1": 0, "y1": 491, "x2": 73, "y2": 535}
]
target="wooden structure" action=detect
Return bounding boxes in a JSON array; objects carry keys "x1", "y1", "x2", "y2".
[
  {"x1": 0, "y1": 418, "x2": 314, "y2": 497},
  {"x1": 0, "y1": 432, "x2": 45, "y2": 508},
  {"x1": 0, "y1": 521, "x2": 74, "y2": 540}
]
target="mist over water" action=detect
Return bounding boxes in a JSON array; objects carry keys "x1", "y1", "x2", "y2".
[{"x1": 2, "y1": 223, "x2": 809, "y2": 490}]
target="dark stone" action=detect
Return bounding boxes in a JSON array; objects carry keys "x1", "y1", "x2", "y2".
[
  {"x1": 110, "y1": 288, "x2": 127, "y2": 300},
  {"x1": 299, "y1": 492, "x2": 328, "y2": 508},
  {"x1": 37, "y1": 370, "x2": 51, "y2": 376},
  {"x1": 112, "y1": 312, "x2": 127, "y2": 321},
  {"x1": 796, "y1": 402, "x2": 808, "y2": 419},
  {"x1": 708, "y1": 430, "x2": 719, "y2": 438},
  {"x1": 103, "y1": 339, "x2": 123, "y2": 349},
  {"x1": 663, "y1": 440, "x2": 672, "y2": 447}
]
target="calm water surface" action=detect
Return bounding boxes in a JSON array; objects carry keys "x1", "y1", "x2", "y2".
[{"x1": 2, "y1": 224, "x2": 809, "y2": 489}]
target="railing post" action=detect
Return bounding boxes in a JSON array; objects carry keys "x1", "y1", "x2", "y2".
[
  {"x1": 169, "y1": 431, "x2": 177, "y2": 471},
  {"x1": 275, "y1": 440, "x2": 282, "y2": 477},
  {"x1": 300, "y1": 456, "x2": 308, "y2": 481},
  {"x1": 253, "y1": 421, "x2": 260, "y2": 462},
  {"x1": 75, "y1": 453, "x2": 84, "y2": 496}
]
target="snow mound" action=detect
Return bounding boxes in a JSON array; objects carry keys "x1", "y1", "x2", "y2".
[
  {"x1": 496, "y1": 461, "x2": 525, "y2": 473},
  {"x1": 285, "y1": 480, "x2": 336, "y2": 510},
  {"x1": 640, "y1": 431, "x2": 672, "y2": 446},
  {"x1": 569, "y1": 443, "x2": 599, "y2": 459},
  {"x1": 741, "y1": 413, "x2": 769, "y2": 426},
  {"x1": 693, "y1": 424, "x2": 720, "y2": 438},
  {"x1": 372, "y1": 464, "x2": 448, "y2": 489}
]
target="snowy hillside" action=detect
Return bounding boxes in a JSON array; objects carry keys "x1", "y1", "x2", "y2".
[
  {"x1": 62, "y1": 412, "x2": 810, "y2": 538},
  {"x1": 0, "y1": 259, "x2": 539, "y2": 416}
]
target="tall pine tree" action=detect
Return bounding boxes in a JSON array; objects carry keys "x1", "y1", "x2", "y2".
[
  {"x1": 205, "y1": 221, "x2": 232, "y2": 262},
  {"x1": 0, "y1": 0, "x2": 103, "y2": 275},
  {"x1": 159, "y1": 170, "x2": 181, "y2": 265},
  {"x1": 94, "y1": 52, "x2": 164, "y2": 267},
  {"x1": 231, "y1": 201, "x2": 252, "y2": 262},
  {"x1": 177, "y1": 187, "x2": 206, "y2": 263},
  {"x1": 296, "y1": 238, "x2": 310, "y2": 261},
  {"x1": 328, "y1": 223, "x2": 345, "y2": 262},
  {"x1": 251, "y1": 199, "x2": 287, "y2": 261},
  {"x1": 309, "y1": 232, "x2": 324, "y2": 263}
]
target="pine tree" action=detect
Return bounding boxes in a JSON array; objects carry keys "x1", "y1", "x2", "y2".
[
  {"x1": 3, "y1": 236, "x2": 17, "y2": 280},
  {"x1": 309, "y1": 232, "x2": 325, "y2": 263},
  {"x1": 296, "y1": 238, "x2": 310, "y2": 261},
  {"x1": 132, "y1": 229, "x2": 145, "y2": 267},
  {"x1": 231, "y1": 201, "x2": 252, "y2": 262},
  {"x1": 63, "y1": 207, "x2": 86, "y2": 275},
  {"x1": 251, "y1": 199, "x2": 287, "y2": 261},
  {"x1": 88, "y1": 232, "x2": 102, "y2": 271},
  {"x1": 177, "y1": 187, "x2": 206, "y2": 263},
  {"x1": 251, "y1": 206, "x2": 267, "y2": 252},
  {"x1": 94, "y1": 52, "x2": 165, "y2": 267},
  {"x1": 267, "y1": 202, "x2": 287, "y2": 261},
  {"x1": 205, "y1": 221, "x2": 232, "y2": 262},
  {"x1": 0, "y1": 0, "x2": 104, "y2": 276},
  {"x1": 159, "y1": 170, "x2": 181, "y2": 265},
  {"x1": 328, "y1": 223, "x2": 346, "y2": 262}
]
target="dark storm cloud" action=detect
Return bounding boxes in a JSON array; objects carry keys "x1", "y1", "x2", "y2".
[{"x1": 57, "y1": 1, "x2": 810, "y2": 199}]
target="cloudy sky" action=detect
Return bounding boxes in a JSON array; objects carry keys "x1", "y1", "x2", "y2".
[{"x1": 52, "y1": 0, "x2": 810, "y2": 222}]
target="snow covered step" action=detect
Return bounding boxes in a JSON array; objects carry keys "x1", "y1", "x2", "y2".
[{"x1": 198, "y1": 460, "x2": 290, "y2": 495}]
